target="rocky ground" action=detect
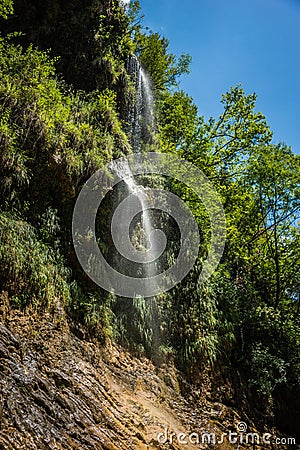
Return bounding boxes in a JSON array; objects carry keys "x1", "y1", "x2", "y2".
[{"x1": 0, "y1": 304, "x2": 298, "y2": 449}]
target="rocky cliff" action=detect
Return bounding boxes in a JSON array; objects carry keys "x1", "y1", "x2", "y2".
[{"x1": 0, "y1": 305, "x2": 296, "y2": 449}]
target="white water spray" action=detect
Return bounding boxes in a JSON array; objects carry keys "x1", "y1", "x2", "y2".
[
  {"x1": 126, "y1": 55, "x2": 156, "y2": 152},
  {"x1": 113, "y1": 55, "x2": 161, "y2": 353},
  {"x1": 116, "y1": 55, "x2": 159, "y2": 286},
  {"x1": 114, "y1": 159, "x2": 159, "y2": 285}
]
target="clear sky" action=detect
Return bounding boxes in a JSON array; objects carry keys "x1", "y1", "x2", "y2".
[{"x1": 137, "y1": 0, "x2": 300, "y2": 154}]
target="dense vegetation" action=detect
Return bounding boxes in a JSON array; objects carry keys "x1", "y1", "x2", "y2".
[{"x1": 0, "y1": 0, "x2": 299, "y2": 437}]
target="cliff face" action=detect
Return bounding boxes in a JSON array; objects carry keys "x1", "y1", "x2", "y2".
[
  {"x1": 0, "y1": 307, "x2": 296, "y2": 450},
  {"x1": 1, "y1": 0, "x2": 131, "y2": 92}
]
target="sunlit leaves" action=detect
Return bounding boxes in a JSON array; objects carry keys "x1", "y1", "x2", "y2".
[
  {"x1": 0, "y1": 0, "x2": 13, "y2": 19},
  {"x1": 135, "y1": 31, "x2": 191, "y2": 90},
  {"x1": 207, "y1": 85, "x2": 273, "y2": 168}
]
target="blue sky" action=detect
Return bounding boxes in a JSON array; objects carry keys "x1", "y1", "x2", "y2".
[{"x1": 137, "y1": 0, "x2": 300, "y2": 154}]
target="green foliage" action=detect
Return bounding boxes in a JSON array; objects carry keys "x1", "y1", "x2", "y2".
[
  {"x1": 0, "y1": 26, "x2": 127, "y2": 338},
  {"x1": 240, "y1": 302, "x2": 300, "y2": 403},
  {"x1": 160, "y1": 79, "x2": 300, "y2": 415},
  {"x1": 1, "y1": 0, "x2": 133, "y2": 91},
  {"x1": 68, "y1": 283, "x2": 114, "y2": 344},
  {"x1": 0, "y1": 36, "x2": 128, "y2": 210},
  {"x1": 0, "y1": 212, "x2": 71, "y2": 307},
  {"x1": 211, "y1": 86, "x2": 272, "y2": 162},
  {"x1": 112, "y1": 296, "x2": 161, "y2": 358},
  {"x1": 167, "y1": 265, "x2": 235, "y2": 371},
  {"x1": 126, "y1": 0, "x2": 144, "y2": 37},
  {"x1": 248, "y1": 343, "x2": 288, "y2": 397},
  {"x1": 245, "y1": 144, "x2": 300, "y2": 305},
  {"x1": 135, "y1": 31, "x2": 191, "y2": 90},
  {"x1": 0, "y1": 0, "x2": 13, "y2": 19},
  {"x1": 158, "y1": 90, "x2": 199, "y2": 150}
]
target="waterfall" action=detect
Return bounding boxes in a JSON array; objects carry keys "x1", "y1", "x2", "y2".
[
  {"x1": 119, "y1": 54, "x2": 159, "y2": 284},
  {"x1": 112, "y1": 55, "x2": 162, "y2": 357},
  {"x1": 113, "y1": 159, "x2": 159, "y2": 284},
  {"x1": 126, "y1": 55, "x2": 156, "y2": 152}
]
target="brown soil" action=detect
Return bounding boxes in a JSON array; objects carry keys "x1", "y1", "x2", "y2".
[{"x1": 0, "y1": 307, "x2": 297, "y2": 449}]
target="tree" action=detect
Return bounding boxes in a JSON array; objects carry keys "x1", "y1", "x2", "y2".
[
  {"x1": 158, "y1": 90, "x2": 199, "y2": 150},
  {"x1": 135, "y1": 31, "x2": 191, "y2": 91},
  {"x1": 246, "y1": 144, "x2": 300, "y2": 307}
]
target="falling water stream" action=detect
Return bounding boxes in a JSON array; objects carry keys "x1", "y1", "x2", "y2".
[
  {"x1": 120, "y1": 54, "x2": 158, "y2": 282},
  {"x1": 126, "y1": 55, "x2": 156, "y2": 152},
  {"x1": 113, "y1": 55, "x2": 162, "y2": 355}
]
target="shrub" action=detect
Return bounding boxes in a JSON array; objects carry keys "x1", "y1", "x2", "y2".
[{"x1": 0, "y1": 212, "x2": 71, "y2": 308}]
